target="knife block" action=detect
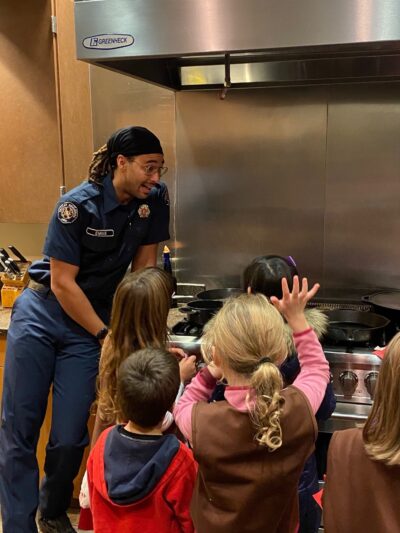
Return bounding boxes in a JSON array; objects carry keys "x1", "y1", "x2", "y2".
[{"x1": 1, "y1": 261, "x2": 31, "y2": 307}]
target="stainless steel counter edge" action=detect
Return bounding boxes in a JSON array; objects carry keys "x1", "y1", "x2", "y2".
[{"x1": 318, "y1": 402, "x2": 371, "y2": 432}]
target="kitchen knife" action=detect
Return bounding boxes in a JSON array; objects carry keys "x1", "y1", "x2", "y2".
[
  {"x1": 8, "y1": 245, "x2": 28, "y2": 263},
  {"x1": 6, "y1": 258, "x2": 21, "y2": 275},
  {"x1": 0, "y1": 257, "x2": 12, "y2": 275},
  {"x1": 0, "y1": 248, "x2": 10, "y2": 260}
]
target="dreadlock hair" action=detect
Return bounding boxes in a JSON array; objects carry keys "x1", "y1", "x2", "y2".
[{"x1": 87, "y1": 144, "x2": 111, "y2": 184}]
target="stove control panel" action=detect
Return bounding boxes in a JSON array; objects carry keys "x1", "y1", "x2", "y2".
[
  {"x1": 330, "y1": 367, "x2": 380, "y2": 403},
  {"x1": 324, "y1": 348, "x2": 382, "y2": 404}
]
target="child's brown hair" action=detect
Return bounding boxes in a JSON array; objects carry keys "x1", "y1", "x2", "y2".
[
  {"x1": 117, "y1": 348, "x2": 180, "y2": 428},
  {"x1": 363, "y1": 332, "x2": 400, "y2": 465},
  {"x1": 97, "y1": 267, "x2": 173, "y2": 423}
]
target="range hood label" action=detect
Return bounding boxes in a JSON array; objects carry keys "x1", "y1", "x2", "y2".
[{"x1": 82, "y1": 34, "x2": 134, "y2": 50}]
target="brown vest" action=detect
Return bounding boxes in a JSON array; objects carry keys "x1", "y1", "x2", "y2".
[
  {"x1": 191, "y1": 386, "x2": 317, "y2": 533},
  {"x1": 323, "y1": 428, "x2": 400, "y2": 533}
]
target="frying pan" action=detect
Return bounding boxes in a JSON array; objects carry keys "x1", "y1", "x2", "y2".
[
  {"x1": 196, "y1": 288, "x2": 243, "y2": 300},
  {"x1": 362, "y1": 290, "x2": 400, "y2": 327},
  {"x1": 179, "y1": 299, "x2": 223, "y2": 326},
  {"x1": 323, "y1": 309, "x2": 390, "y2": 345}
]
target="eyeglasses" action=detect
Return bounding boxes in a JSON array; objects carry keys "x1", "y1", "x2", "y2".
[{"x1": 131, "y1": 160, "x2": 168, "y2": 177}]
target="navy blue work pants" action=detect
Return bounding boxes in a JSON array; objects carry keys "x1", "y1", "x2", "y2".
[{"x1": 0, "y1": 288, "x2": 101, "y2": 533}]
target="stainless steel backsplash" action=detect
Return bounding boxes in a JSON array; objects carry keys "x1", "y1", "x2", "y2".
[
  {"x1": 175, "y1": 83, "x2": 400, "y2": 290},
  {"x1": 89, "y1": 71, "x2": 400, "y2": 291}
]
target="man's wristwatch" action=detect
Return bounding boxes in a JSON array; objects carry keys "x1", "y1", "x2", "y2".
[{"x1": 95, "y1": 326, "x2": 109, "y2": 341}]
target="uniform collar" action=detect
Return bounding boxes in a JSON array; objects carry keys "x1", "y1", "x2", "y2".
[{"x1": 103, "y1": 174, "x2": 121, "y2": 213}]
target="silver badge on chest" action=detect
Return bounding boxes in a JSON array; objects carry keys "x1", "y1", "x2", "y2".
[{"x1": 138, "y1": 204, "x2": 150, "y2": 218}]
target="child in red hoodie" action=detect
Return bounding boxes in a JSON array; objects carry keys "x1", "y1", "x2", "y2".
[{"x1": 87, "y1": 348, "x2": 197, "y2": 533}]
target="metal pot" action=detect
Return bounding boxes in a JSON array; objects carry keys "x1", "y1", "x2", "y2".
[
  {"x1": 179, "y1": 299, "x2": 223, "y2": 326},
  {"x1": 196, "y1": 288, "x2": 243, "y2": 300},
  {"x1": 324, "y1": 309, "x2": 390, "y2": 345}
]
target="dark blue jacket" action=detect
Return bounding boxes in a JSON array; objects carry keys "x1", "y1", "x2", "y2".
[{"x1": 280, "y1": 356, "x2": 336, "y2": 493}]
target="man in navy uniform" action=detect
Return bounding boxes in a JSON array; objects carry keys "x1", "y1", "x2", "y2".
[{"x1": 0, "y1": 126, "x2": 170, "y2": 532}]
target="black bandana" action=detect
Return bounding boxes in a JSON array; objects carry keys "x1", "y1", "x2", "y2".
[{"x1": 107, "y1": 126, "x2": 163, "y2": 166}]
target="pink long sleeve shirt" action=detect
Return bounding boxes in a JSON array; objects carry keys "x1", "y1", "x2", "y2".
[{"x1": 174, "y1": 327, "x2": 330, "y2": 442}]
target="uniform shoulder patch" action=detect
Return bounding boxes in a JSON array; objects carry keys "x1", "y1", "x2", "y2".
[{"x1": 57, "y1": 202, "x2": 78, "y2": 224}]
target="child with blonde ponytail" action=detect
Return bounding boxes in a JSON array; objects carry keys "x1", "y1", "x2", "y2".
[{"x1": 174, "y1": 277, "x2": 330, "y2": 533}]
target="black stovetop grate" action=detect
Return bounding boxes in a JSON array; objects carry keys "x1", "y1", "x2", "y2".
[{"x1": 307, "y1": 302, "x2": 374, "y2": 313}]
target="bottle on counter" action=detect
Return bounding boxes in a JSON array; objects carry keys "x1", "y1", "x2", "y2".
[{"x1": 162, "y1": 245, "x2": 178, "y2": 307}]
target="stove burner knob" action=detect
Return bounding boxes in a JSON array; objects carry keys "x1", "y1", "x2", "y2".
[
  {"x1": 339, "y1": 371, "x2": 358, "y2": 397},
  {"x1": 364, "y1": 371, "x2": 379, "y2": 399}
]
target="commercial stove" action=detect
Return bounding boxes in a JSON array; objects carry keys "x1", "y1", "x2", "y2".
[
  {"x1": 169, "y1": 287, "x2": 393, "y2": 431},
  {"x1": 308, "y1": 288, "x2": 392, "y2": 432}
]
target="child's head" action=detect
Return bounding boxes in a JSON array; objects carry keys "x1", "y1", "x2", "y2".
[
  {"x1": 111, "y1": 266, "x2": 173, "y2": 351},
  {"x1": 202, "y1": 293, "x2": 287, "y2": 451},
  {"x1": 243, "y1": 255, "x2": 298, "y2": 298},
  {"x1": 117, "y1": 348, "x2": 180, "y2": 429},
  {"x1": 98, "y1": 267, "x2": 173, "y2": 424},
  {"x1": 363, "y1": 332, "x2": 400, "y2": 465}
]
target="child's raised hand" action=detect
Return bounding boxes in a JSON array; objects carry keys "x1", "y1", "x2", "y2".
[{"x1": 270, "y1": 276, "x2": 320, "y2": 333}]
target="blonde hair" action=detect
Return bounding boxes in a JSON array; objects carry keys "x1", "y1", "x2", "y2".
[
  {"x1": 97, "y1": 267, "x2": 173, "y2": 424},
  {"x1": 202, "y1": 293, "x2": 287, "y2": 451},
  {"x1": 363, "y1": 332, "x2": 400, "y2": 465}
]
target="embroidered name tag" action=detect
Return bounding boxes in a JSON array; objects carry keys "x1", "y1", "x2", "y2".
[{"x1": 86, "y1": 227, "x2": 115, "y2": 238}]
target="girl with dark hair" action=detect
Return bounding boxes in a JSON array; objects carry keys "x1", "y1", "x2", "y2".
[
  {"x1": 243, "y1": 255, "x2": 335, "y2": 533},
  {"x1": 243, "y1": 254, "x2": 299, "y2": 299}
]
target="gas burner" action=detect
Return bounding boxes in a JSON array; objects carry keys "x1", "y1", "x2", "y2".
[{"x1": 172, "y1": 321, "x2": 203, "y2": 337}]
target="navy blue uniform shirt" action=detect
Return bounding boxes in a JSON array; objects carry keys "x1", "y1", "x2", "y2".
[{"x1": 29, "y1": 175, "x2": 170, "y2": 314}]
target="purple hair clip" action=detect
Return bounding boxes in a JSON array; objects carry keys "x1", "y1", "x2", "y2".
[{"x1": 286, "y1": 255, "x2": 297, "y2": 268}]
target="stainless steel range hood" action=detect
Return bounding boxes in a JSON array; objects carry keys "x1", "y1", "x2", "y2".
[{"x1": 74, "y1": 0, "x2": 400, "y2": 90}]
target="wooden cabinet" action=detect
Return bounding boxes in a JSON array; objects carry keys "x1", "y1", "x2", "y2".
[{"x1": 0, "y1": 335, "x2": 92, "y2": 501}]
